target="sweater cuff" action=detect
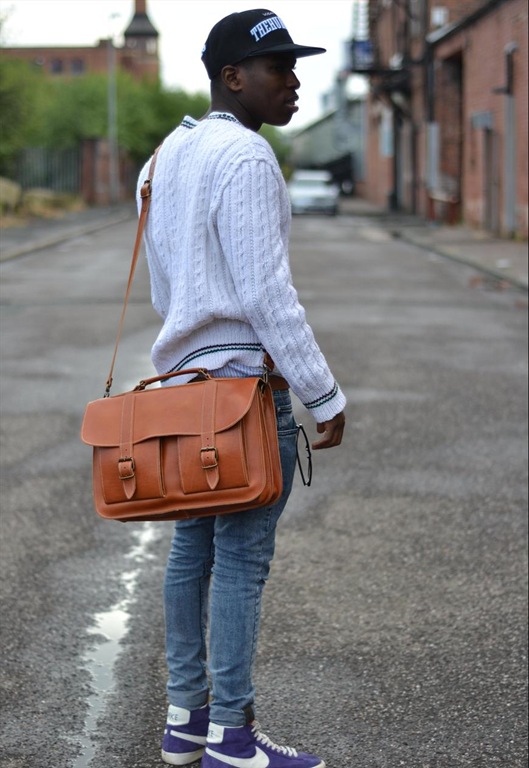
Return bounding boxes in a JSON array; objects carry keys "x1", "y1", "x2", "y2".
[{"x1": 302, "y1": 382, "x2": 347, "y2": 424}]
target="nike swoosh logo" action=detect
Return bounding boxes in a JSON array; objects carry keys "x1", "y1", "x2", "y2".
[
  {"x1": 169, "y1": 730, "x2": 207, "y2": 745},
  {"x1": 205, "y1": 745, "x2": 270, "y2": 767}
]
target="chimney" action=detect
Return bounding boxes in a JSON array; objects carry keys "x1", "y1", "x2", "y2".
[{"x1": 135, "y1": 0, "x2": 147, "y2": 13}]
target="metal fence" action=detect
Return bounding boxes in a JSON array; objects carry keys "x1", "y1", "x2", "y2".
[{"x1": 15, "y1": 147, "x2": 81, "y2": 193}]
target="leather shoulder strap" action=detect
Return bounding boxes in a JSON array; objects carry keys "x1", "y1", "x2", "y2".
[{"x1": 104, "y1": 146, "x2": 161, "y2": 396}]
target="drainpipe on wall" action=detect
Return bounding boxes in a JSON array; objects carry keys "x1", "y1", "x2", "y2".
[
  {"x1": 389, "y1": 106, "x2": 400, "y2": 211},
  {"x1": 411, "y1": 120, "x2": 418, "y2": 214},
  {"x1": 494, "y1": 42, "x2": 517, "y2": 236},
  {"x1": 502, "y1": 43, "x2": 517, "y2": 237},
  {"x1": 424, "y1": 21, "x2": 438, "y2": 216}
]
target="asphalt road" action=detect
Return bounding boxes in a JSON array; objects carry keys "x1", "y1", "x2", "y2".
[{"x1": 0, "y1": 212, "x2": 527, "y2": 768}]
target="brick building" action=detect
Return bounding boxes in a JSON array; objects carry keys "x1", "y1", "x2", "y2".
[
  {"x1": 1, "y1": 0, "x2": 159, "y2": 204},
  {"x1": 1, "y1": 0, "x2": 159, "y2": 82},
  {"x1": 352, "y1": 0, "x2": 528, "y2": 238}
]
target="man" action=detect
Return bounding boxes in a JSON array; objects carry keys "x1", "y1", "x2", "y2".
[{"x1": 137, "y1": 9, "x2": 346, "y2": 768}]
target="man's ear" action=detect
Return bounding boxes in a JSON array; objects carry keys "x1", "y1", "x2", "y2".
[{"x1": 221, "y1": 65, "x2": 243, "y2": 92}]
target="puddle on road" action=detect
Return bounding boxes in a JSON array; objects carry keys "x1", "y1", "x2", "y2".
[{"x1": 71, "y1": 524, "x2": 158, "y2": 768}]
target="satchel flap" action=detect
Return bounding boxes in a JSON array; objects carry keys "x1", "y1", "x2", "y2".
[{"x1": 81, "y1": 377, "x2": 261, "y2": 447}]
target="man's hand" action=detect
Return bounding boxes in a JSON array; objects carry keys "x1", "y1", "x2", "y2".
[{"x1": 312, "y1": 411, "x2": 345, "y2": 450}]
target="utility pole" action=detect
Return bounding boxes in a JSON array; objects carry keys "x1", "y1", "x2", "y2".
[{"x1": 107, "y1": 14, "x2": 120, "y2": 205}]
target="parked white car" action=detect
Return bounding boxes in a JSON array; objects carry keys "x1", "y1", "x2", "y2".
[{"x1": 287, "y1": 170, "x2": 340, "y2": 216}]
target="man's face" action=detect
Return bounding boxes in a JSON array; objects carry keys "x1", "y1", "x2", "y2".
[{"x1": 235, "y1": 54, "x2": 301, "y2": 128}]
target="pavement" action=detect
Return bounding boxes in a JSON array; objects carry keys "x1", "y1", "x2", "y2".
[
  {"x1": 1, "y1": 199, "x2": 527, "y2": 768},
  {"x1": 340, "y1": 196, "x2": 528, "y2": 291},
  {"x1": 1, "y1": 198, "x2": 527, "y2": 290}
]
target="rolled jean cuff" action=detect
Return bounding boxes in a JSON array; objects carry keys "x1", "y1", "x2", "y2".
[
  {"x1": 169, "y1": 688, "x2": 210, "y2": 711},
  {"x1": 209, "y1": 702, "x2": 255, "y2": 728}
]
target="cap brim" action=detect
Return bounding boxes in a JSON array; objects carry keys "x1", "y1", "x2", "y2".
[{"x1": 246, "y1": 43, "x2": 326, "y2": 59}]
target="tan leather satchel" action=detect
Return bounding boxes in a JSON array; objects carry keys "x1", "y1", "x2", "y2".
[
  {"x1": 80, "y1": 150, "x2": 283, "y2": 522},
  {"x1": 81, "y1": 369, "x2": 282, "y2": 522}
]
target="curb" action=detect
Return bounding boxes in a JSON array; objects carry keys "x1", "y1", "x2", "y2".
[
  {"x1": 394, "y1": 233, "x2": 528, "y2": 293},
  {"x1": 2, "y1": 208, "x2": 527, "y2": 293},
  {"x1": 340, "y1": 204, "x2": 528, "y2": 292},
  {"x1": 0, "y1": 211, "x2": 134, "y2": 262}
]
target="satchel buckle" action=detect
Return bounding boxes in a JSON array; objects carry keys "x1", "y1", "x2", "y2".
[
  {"x1": 118, "y1": 457, "x2": 135, "y2": 479},
  {"x1": 200, "y1": 446, "x2": 219, "y2": 470}
]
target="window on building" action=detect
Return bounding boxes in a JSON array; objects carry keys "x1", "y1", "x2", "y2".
[
  {"x1": 71, "y1": 59, "x2": 85, "y2": 75},
  {"x1": 50, "y1": 58, "x2": 64, "y2": 74}
]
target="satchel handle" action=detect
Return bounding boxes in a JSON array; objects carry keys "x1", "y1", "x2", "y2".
[
  {"x1": 133, "y1": 365, "x2": 272, "y2": 391},
  {"x1": 133, "y1": 368, "x2": 212, "y2": 390}
]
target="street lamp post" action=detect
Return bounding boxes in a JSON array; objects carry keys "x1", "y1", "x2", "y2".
[{"x1": 107, "y1": 15, "x2": 120, "y2": 205}]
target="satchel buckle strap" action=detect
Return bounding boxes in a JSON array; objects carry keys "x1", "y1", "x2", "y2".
[
  {"x1": 118, "y1": 457, "x2": 135, "y2": 480},
  {"x1": 201, "y1": 380, "x2": 221, "y2": 490},
  {"x1": 200, "y1": 446, "x2": 219, "y2": 470}
]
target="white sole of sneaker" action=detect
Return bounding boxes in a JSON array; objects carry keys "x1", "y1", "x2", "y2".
[{"x1": 161, "y1": 746, "x2": 206, "y2": 765}]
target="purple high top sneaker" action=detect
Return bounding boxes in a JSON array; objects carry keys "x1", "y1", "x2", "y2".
[
  {"x1": 161, "y1": 704, "x2": 209, "y2": 765},
  {"x1": 202, "y1": 721, "x2": 325, "y2": 768}
]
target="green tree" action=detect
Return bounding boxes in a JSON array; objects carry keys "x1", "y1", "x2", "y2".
[
  {"x1": 117, "y1": 81, "x2": 210, "y2": 164},
  {"x1": 0, "y1": 58, "x2": 48, "y2": 175},
  {"x1": 0, "y1": 57, "x2": 291, "y2": 179},
  {"x1": 36, "y1": 74, "x2": 109, "y2": 148}
]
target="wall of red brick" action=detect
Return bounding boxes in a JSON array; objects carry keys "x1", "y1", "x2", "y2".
[
  {"x1": 365, "y1": 94, "x2": 394, "y2": 208},
  {"x1": 2, "y1": 41, "x2": 159, "y2": 81},
  {"x1": 435, "y1": 0, "x2": 528, "y2": 236},
  {"x1": 364, "y1": 0, "x2": 527, "y2": 238},
  {"x1": 80, "y1": 138, "x2": 136, "y2": 205}
]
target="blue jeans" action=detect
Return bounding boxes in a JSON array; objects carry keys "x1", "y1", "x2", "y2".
[{"x1": 163, "y1": 389, "x2": 298, "y2": 726}]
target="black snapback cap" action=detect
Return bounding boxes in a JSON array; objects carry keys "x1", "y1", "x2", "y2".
[{"x1": 201, "y1": 8, "x2": 326, "y2": 79}]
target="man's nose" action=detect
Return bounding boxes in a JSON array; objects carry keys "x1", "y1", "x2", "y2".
[{"x1": 287, "y1": 70, "x2": 300, "y2": 88}]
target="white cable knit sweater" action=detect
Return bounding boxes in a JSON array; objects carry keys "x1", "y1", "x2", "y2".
[{"x1": 137, "y1": 112, "x2": 346, "y2": 424}]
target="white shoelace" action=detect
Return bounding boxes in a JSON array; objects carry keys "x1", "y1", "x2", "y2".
[{"x1": 252, "y1": 722, "x2": 299, "y2": 757}]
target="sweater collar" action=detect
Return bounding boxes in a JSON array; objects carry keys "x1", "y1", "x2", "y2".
[{"x1": 207, "y1": 112, "x2": 241, "y2": 125}]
